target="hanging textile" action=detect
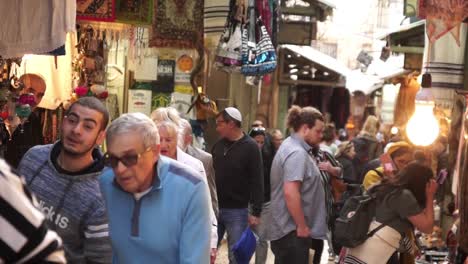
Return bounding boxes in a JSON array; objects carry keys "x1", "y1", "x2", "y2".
[
  {"x1": 0, "y1": 0, "x2": 75, "y2": 58},
  {"x1": 204, "y1": 0, "x2": 230, "y2": 37},
  {"x1": 44, "y1": 46, "x2": 66, "y2": 56},
  {"x1": 423, "y1": 24, "x2": 466, "y2": 110},
  {"x1": 77, "y1": 0, "x2": 116, "y2": 22},
  {"x1": 115, "y1": 0, "x2": 153, "y2": 25},
  {"x1": 418, "y1": 0, "x2": 468, "y2": 45},
  {"x1": 255, "y1": 0, "x2": 272, "y2": 35},
  {"x1": 149, "y1": 0, "x2": 204, "y2": 48}
]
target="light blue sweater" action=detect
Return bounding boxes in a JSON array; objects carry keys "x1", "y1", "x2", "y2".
[{"x1": 100, "y1": 156, "x2": 211, "y2": 264}]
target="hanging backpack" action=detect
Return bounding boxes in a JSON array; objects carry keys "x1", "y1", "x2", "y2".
[{"x1": 333, "y1": 186, "x2": 400, "y2": 248}]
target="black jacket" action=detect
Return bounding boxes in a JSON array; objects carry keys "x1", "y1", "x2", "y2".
[
  {"x1": 212, "y1": 134, "x2": 264, "y2": 216},
  {"x1": 5, "y1": 111, "x2": 43, "y2": 168}
]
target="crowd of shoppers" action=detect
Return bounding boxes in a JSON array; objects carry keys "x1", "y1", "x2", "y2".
[{"x1": 0, "y1": 101, "x2": 452, "y2": 264}]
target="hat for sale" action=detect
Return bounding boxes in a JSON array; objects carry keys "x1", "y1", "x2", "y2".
[{"x1": 224, "y1": 107, "x2": 242, "y2": 122}]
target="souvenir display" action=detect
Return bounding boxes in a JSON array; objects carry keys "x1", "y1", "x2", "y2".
[
  {"x1": 214, "y1": 0, "x2": 277, "y2": 76},
  {"x1": 72, "y1": 26, "x2": 110, "y2": 102}
]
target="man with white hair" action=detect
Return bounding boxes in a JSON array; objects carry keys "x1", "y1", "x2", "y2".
[{"x1": 100, "y1": 113, "x2": 211, "y2": 263}]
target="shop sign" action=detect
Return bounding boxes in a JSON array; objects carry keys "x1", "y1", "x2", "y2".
[{"x1": 128, "y1": 89, "x2": 152, "y2": 116}]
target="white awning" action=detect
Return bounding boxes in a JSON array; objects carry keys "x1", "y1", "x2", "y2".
[
  {"x1": 346, "y1": 70, "x2": 384, "y2": 95},
  {"x1": 377, "y1": 20, "x2": 425, "y2": 40},
  {"x1": 317, "y1": 0, "x2": 336, "y2": 9},
  {"x1": 282, "y1": 44, "x2": 351, "y2": 77},
  {"x1": 281, "y1": 44, "x2": 410, "y2": 94}
]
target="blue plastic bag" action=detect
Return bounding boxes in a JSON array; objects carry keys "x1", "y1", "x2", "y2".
[{"x1": 232, "y1": 227, "x2": 257, "y2": 264}]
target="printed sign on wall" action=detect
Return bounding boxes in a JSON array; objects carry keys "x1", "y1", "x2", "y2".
[{"x1": 128, "y1": 89, "x2": 153, "y2": 116}]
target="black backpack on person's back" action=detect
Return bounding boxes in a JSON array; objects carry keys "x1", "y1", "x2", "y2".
[{"x1": 333, "y1": 183, "x2": 400, "y2": 248}]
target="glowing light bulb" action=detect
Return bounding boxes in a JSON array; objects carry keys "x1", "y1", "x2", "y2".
[{"x1": 406, "y1": 102, "x2": 439, "y2": 146}]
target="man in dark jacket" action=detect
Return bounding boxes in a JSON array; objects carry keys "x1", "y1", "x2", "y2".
[
  {"x1": 212, "y1": 107, "x2": 263, "y2": 264},
  {"x1": 5, "y1": 73, "x2": 46, "y2": 168}
]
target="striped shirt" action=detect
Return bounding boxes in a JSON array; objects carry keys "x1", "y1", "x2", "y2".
[
  {"x1": 311, "y1": 148, "x2": 341, "y2": 229},
  {"x1": 0, "y1": 159, "x2": 65, "y2": 263}
]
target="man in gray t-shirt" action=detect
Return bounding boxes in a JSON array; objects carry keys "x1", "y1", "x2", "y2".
[{"x1": 269, "y1": 106, "x2": 327, "y2": 264}]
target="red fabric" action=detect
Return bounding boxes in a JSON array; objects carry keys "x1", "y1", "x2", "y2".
[{"x1": 255, "y1": 0, "x2": 272, "y2": 35}]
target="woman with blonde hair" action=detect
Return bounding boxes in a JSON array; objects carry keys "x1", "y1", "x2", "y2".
[
  {"x1": 351, "y1": 115, "x2": 383, "y2": 178},
  {"x1": 357, "y1": 115, "x2": 383, "y2": 160}
]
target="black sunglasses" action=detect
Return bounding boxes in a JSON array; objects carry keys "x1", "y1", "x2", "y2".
[{"x1": 104, "y1": 147, "x2": 152, "y2": 168}]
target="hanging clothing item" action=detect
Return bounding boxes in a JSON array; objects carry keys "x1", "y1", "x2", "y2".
[
  {"x1": 204, "y1": 0, "x2": 230, "y2": 37},
  {"x1": 44, "y1": 45, "x2": 66, "y2": 56},
  {"x1": 255, "y1": 0, "x2": 272, "y2": 35},
  {"x1": 0, "y1": 0, "x2": 76, "y2": 58},
  {"x1": 423, "y1": 24, "x2": 467, "y2": 110}
]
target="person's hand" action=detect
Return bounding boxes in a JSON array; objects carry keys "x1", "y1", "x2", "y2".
[
  {"x1": 248, "y1": 215, "x2": 260, "y2": 227},
  {"x1": 425, "y1": 179, "x2": 438, "y2": 199},
  {"x1": 296, "y1": 225, "x2": 310, "y2": 238},
  {"x1": 318, "y1": 161, "x2": 332, "y2": 172},
  {"x1": 210, "y1": 248, "x2": 217, "y2": 264}
]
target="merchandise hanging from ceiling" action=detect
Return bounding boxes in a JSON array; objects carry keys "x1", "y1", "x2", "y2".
[{"x1": 149, "y1": 0, "x2": 204, "y2": 48}]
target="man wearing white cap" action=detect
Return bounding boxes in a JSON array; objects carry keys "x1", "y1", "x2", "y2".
[{"x1": 212, "y1": 107, "x2": 264, "y2": 264}]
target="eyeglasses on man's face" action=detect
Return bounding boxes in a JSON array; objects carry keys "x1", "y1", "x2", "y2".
[{"x1": 104, "y1": 147, "x2": 152, "y2": 168}]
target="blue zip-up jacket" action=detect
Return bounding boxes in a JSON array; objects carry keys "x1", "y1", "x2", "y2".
[{"x1": 99, "y1": 156, "x2": 211, "y2": 264}]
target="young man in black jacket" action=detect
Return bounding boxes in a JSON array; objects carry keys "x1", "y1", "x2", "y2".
[{"x1": 212, "y1": 107, "x2": 263, "y2": 264}]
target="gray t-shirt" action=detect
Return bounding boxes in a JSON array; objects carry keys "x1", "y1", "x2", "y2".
[
  {"x1": 375, "y1": 189, "x2": 422, "y2": 234},
  {"x1": 269, "y1": 134, "x2": 328, "y2": 241}
]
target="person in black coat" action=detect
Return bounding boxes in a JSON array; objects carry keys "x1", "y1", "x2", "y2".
[{"x1": 5, "y1": 73, "x2": 46, "y2": 168}]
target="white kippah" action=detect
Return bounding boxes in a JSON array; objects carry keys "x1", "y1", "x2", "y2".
[{"x1": 224, "y1": 107, "x2": 242, "y2": 122}]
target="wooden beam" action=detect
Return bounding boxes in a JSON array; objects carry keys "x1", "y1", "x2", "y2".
[{"x1": 390, "y1": 45, "x2": 424, "y2": 54}]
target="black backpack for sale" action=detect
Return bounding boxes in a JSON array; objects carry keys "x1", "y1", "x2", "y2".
[{"x1": 333, "y1": 184, "x2": 400, "y2": 248}]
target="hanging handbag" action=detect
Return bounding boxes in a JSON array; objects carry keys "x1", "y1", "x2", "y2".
[
  {"x1": 214, "y1": 23, "x2": 243, "y2": 72},
  {"x1": 240, "y1": 18, "x2": 277, "y2": 76},
  {"x1": 214, "y1": 0, "x2": 245, "y2": 72}
]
